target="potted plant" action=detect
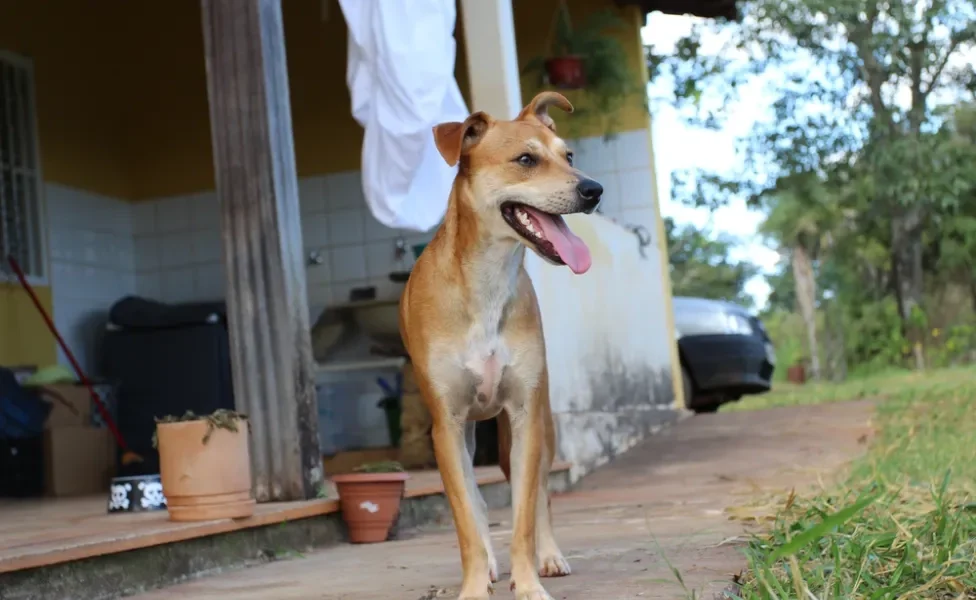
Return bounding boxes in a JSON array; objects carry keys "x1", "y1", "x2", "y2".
[
  {"x1": 153, "y1": 409, "x2": 255, "y2": 522},
  {"x1": 332, "y1": 460, "x2": 409, "y2": 543},
  {"x1": 522, "y1": 2, "x2": 639, "y2": 135},
  {"x1": 787, "y1": 361, "x2": 807, "y2": 384}
]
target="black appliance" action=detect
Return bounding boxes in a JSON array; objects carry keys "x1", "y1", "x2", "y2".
[{"x1": 101, "y1": 297, "x2": 235, "y2": 477}]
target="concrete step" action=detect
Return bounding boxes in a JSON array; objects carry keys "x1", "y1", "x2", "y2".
[{"x1": 0, "y1": 464, "x2": 573, "y2": 600}]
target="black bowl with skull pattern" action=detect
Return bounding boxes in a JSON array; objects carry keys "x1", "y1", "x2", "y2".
[{"x1": 107, "y1": 474, "x2": 167, "y2": 514}]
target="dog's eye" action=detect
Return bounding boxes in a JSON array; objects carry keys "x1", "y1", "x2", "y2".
[
  {"x1": 566, "y1": 152, "x2": 574, "y2": 166},
  {"x1": 516, "y1": 154, "x2": 537, "y2": 167}
]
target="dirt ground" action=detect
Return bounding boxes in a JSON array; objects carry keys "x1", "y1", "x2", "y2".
[{"x1": 132, "y1": 400, "x2": 875, "y2": 600}]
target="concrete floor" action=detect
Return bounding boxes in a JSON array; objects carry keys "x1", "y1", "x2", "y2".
[{"x1": 132, "y1": 400, "x2": 875, "y2": 600}]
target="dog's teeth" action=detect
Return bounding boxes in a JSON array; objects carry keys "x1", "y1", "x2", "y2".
[{"x1": 513, "y1": 207, "x2": 542, "y2": 239}]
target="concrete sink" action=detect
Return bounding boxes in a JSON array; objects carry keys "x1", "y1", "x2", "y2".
[{"x1": 338, "y1": 298, "x2": 402, "y2": 350}]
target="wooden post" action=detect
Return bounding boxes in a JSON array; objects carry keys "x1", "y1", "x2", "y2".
[{"x1": 201, "y1": 0, "x2": 323, "y2": 501}]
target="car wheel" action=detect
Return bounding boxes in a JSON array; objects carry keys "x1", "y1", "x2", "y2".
[{"x1": 692, "y1": 402, "x2": 721, "y2": 414}]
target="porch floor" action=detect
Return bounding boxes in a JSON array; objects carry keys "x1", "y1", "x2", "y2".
[{"x1": 0, "y1": 463, "x2": 570, "y2": 575}]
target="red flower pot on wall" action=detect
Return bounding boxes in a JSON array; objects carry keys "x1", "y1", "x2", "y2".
[{"x1": 545, "y1": 56, "x2": 585, "y2": 89}]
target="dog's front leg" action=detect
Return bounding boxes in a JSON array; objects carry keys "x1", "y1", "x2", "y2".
[
  {"x1": 505, "y1": 402, "x2": 553, "y2": 600},
  {"x1": 465, "y1": 420, "x2": 499, "y2": 582},
  {"x1": 432, "y1": 416, "x2": 495, "y2": 600}
]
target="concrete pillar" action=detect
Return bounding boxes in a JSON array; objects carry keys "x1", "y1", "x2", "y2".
[{"x1": 458, "y1": 0, "x2": 522, "y2": 118}]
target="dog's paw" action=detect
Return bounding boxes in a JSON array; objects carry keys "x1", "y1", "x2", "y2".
[
  {"x1": 489, "y1": 556, "x2": 499, "y2": 583},
  {"x1": 509, "y1": 579, "x2": 553, "y2": 600},
  {"x1": 458, "y1": 580, "x2": 494, "y2": 600},
  {"x1": 538, "y1": 552, "x2": 571, "y2": 578}
]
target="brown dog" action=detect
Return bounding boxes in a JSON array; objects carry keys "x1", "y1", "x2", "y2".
[{"x1": 399, "y1": 91, "x2": 602, "y2": 600}]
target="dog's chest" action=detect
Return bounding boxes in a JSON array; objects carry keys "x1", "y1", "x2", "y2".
[
  {"x1": 462, "y1": 325, "x2": 510, "y2": 407},
  {"x1": 429, "y1": 292, "x2": 537, "y2": 414},
  {"x1": 425, "y1": 247, "x2": 542, "y2": 414}
]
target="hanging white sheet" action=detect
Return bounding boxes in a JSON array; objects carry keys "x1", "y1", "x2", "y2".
[{"x1": 338, "y1": 0, "x2": 469, "y2": 232}]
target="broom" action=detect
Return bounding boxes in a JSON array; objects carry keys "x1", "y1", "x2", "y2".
[{"x1": 6, "y1": 255, "x2": 143, "y2": 466}]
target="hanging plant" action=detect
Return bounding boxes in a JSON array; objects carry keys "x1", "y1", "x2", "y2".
[{"x1": 521, "y1": 2, "x2": 641, "y2": 136}]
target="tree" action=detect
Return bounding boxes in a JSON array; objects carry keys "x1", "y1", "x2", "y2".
[
  {"x1": 665, "y1": 217, "x2": 758, "y2": 307},
  {"x1": 757, "y1": 172, "x2": 841, "y2": 380},
  {"x1": 652, "y1": 0, "x2": 976, "y2": 370},
  {"x1": 932, "y1": 103, "x2": 976, "y2": 310}
]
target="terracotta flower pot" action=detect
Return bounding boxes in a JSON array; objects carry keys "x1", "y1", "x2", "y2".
[
  {"x1": 545, "y1": 56, "x2": 586, "y2": 89},
  {"x1": 332, "y1": 471, "x2": 409, "y2": 543},
  {"x1": 156, "y1": 418, "x2": 255, "y2": 522},
  {"x1": 787, "y1": 364, "x2": 807, "y2": 385}
]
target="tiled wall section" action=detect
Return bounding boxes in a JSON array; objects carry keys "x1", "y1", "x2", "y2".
[
  {"x1": 46, "y1": 128, "x2": 656, "y2": 372},
  {"x1": 46, "y1": 183, "x2": 137, "y2": 372},
  {"x1": 129, "y1": 174, "x2": 437, "y2": 320},
  {"x1": 127, "y1": 128, "x2": 656, "y2": 312},
  {"x1": 571, "y1": 129, "x2": 656, "y2": 231}
]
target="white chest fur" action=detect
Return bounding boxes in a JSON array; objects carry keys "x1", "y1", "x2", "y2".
[{"x1": 426, "y1": 243, "x2": 533, "y2": 417}]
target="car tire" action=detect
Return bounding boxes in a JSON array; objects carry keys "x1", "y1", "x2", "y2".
[{"x1": 692, "y1": 402, "x2": 721, "y2": 414}]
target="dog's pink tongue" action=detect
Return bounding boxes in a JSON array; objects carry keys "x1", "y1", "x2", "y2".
[{"x1": 525, "y1": 208, "x2": 592, "y2": 274}]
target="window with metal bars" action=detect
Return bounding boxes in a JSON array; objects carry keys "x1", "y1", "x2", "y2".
[{"x1": 0, "y1": 51, "x2": 44, "y2": 280}]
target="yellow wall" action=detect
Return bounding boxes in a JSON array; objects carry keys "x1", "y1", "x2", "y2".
[
  {"x1": 0, "y1": 284, "x2": 57, "y2": 367},
  {"x1": 513, "y1": 1, "x2": 650, "y2": 137},
  {"x1": 0, "y1": 2, "x2": 131, "y2": 199},
  {"x1": 0, "y1": 0, "x2": 645, "y2": 201}
]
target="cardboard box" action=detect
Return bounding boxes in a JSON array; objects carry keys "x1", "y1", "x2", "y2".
[
  {"x1": 44, "y1": 426, "x2": 116, "y2": 497},
  {"x1": 38, "y1": 383, "x2": 93, "y2": 429}
]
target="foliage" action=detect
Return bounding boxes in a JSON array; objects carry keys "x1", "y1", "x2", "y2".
[
  {"x1": 759, "y1": 310, "x2": 809, "y2": 377},
  {"x1": 352, "y1": 460, "x2": 405, "y2": 474},
  {"x1": 522, "y1": 3, "x2": 641, "y2": 136},
  {"x1": 652, "y1": 0, "x2": 976, "y2": 375},
  {"x1": 728, "y1": 369, "x2": 976, "y2": 598},
  {"x1": 665, "y1": 217, "x2": 758, "y2": 307},
  {"x1": 152, "y1": 409, "x2": 249, "y2": 448}
]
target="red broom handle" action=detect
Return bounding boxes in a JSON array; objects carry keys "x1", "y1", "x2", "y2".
[{"x1": 6, "y1": 255, "x2": 130, "y2": 452}]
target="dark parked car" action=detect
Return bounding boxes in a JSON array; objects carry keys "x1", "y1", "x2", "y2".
[{"x1": 673, "y1": 296, "x2": 775, "y2": 413}]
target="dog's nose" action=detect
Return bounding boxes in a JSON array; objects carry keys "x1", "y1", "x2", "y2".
[
  {"x1": 577, "y1": 178, "x2": 603, "y2": 200},
  {"x1": 576, "y1": 178, "x2": 603, "y2": 214}
]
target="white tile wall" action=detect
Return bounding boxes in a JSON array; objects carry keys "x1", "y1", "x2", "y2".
[
  {"x1": 570, "y1": 129, "x2": 657, "y2": 233},
  {"x1": 131, "y1": 170, "x2": 436, "y2": 321},
  {"x1": 46, "y1": 183, "x2": 137, "y2": 373},
  {"x1": 45, "y1": 126, "x2": 658, "y2": 374}
]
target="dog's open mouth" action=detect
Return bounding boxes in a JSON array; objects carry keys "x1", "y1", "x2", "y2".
[{"x1": 501, "y1": 203, "x2": 592, "y2": 274}]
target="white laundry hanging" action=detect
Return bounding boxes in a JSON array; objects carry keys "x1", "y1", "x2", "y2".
[{"x1": 338, "y1": 0, "x2": 469, "y2": 232}]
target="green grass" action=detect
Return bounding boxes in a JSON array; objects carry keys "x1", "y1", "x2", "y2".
[
  {"x1": 723, "y1": 366, "x2": 976, "y2": 412},
  {"x1": 728, "y1": 369, "x2": 976, "y2": 599}
]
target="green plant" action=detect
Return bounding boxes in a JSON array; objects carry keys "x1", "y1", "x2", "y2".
[
  {"x1": 151, "y1": 408, "x2": 250, "y2": 448},
  {"x1": 352, "y1": 460, "x2": 405, "y2": 474},
  {"x1": 521, "y1": 3, "x2": 640, "y2": 137},
  {"x1": 730, "y1": 370, "x2": 976, "y2": 598}
]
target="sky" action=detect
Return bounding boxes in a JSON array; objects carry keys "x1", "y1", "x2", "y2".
[{"x1": 641, "y1": 14, "x2": 782, "y2": 310}]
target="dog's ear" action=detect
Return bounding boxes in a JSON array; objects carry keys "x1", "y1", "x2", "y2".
[
  {"x1": 432, "y1": 112, "x2": 491, "y2": 167},
  {"x1": 518, "y1": 91, "x2": 574, "y2": 132}
]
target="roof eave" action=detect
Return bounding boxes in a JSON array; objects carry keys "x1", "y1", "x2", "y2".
[{"x1": 614, "y1": 0, "x2": 740, "y2": 22}]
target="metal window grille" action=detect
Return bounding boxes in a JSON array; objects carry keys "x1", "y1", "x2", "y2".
[{"x1": 0, "y1": 52, "x2": 44, "y2": 279}]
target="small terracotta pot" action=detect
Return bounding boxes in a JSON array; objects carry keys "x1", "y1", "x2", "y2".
[
  {"x1": 157, "y1": 419, "x2": 255, "y2": 522},
  {"x1": 332, "y1": 471, "x2": 409, "y2": 543},
  {"x1": 545, "y1": 56, "x2": 586, "y2": 89},
  {"x1": 787, "y1": 364, "x2": 807, "y2": 385}
]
